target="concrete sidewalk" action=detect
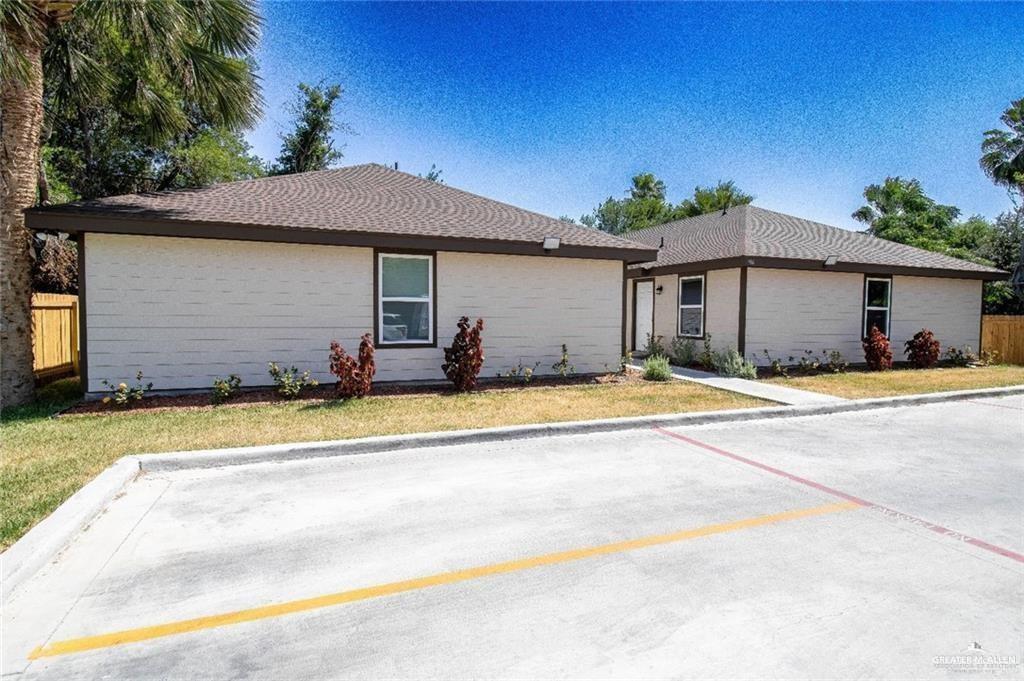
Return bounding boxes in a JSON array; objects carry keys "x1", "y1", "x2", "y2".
[{"x1": 633, "y1": 363, "x2": 847, "y2": 406}]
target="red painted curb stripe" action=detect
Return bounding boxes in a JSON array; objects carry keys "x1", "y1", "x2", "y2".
[
  {"x1": 967, "y1": 400, "x2": 1023, "y2": 412},
  {"x1": 653, "y1": 427, "x2": 1024, "y2": 565}
]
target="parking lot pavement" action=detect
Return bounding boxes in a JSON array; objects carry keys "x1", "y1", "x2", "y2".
[{"x1": 3, "y1": 395, "x2": 1022, "y2": 679}]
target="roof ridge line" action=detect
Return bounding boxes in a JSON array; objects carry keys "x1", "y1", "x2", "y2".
[{"x1": 367, "y1": 164, "x2": 648, "y2": 249}]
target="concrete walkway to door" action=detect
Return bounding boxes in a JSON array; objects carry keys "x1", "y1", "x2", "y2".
[{"x1": 632, "y1": 363, "x2": 847, "y2": 406}]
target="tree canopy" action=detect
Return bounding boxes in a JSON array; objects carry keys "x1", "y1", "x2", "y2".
[
  {"x1": 852, "y1": 177, "x2": 963, "y2": 254},
  {"x1": 272, "y1": 82, "x2": 346, "y2": 175},
  {"x1": 980, "y1": 98, "x2": 1024, "y2": 199},
  {"x1": 580, "y1": 175, "x2": 753, "y2": 234},
  {"x1": 676, "y1": 181, "x2": 754, "y2": 218}
]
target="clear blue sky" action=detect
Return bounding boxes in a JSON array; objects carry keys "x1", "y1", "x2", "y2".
[{"x1": 248, "y1": 1, "x2": 1023, "y2": 230}]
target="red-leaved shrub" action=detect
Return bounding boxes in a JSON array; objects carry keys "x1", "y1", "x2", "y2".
[
  {"x1": 904, "y1": 328, "x2": 940, "y2": 368},
  {"x1": 862, "y1": 325, "x2": 893, "y2": 371},
  {"x1": 329, "y1": 334, "x2": 376, "y2": 398},
  {"x1": 442, "y1": 317, "x2": 484, "y2": 391}
]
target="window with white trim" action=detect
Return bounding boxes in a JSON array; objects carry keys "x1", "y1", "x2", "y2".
[
  {"x1": 378, "y1": 253, "x2": 433, "y2": 345},
  {"x1": 678, "y1": 275, "x2": 705, "y2": 338},
  {"x1": 863, "y1": 277, "x2": 891, "y2": 337}
]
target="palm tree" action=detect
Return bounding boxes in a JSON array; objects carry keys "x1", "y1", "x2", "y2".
[
  {"x1": 629, "y1": 173, "x2": 667, "y2": 201},
  {"x1": 1, "y1": 0, "x2": 261, "y2": 406},
  {"x1": 676, "y1": 180, "x2": 754, "y2": 218},
  {"x1": 980, "y1": 98, "x2": 1024, "y2": 198}
]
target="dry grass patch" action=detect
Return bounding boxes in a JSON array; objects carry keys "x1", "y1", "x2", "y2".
[
  {"x1": 765, "y1": 364, "x2": 1024, "y2": 399},
  {"x1": 1, "y1": 379, "x2": 764, "y2": 550}
]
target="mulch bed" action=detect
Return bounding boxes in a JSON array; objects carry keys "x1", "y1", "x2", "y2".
[{"x1": 61, "y1": 371, "x2": 644, "y2": 417}]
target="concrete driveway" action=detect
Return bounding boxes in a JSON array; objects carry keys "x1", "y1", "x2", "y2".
[{"x1": 3, "y1": 395, "x2": 1022, "y2": 679}]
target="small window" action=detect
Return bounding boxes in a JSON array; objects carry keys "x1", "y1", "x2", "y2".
[
  {"x1": 863, "y1": 277, "x2": 891, "y2": 337},
  {"x1": 378, "y1": 253, "x2": 433, "y2": 345},
  {"x1": 678, "y1": 275, "x2": 705, "y2": 338}
]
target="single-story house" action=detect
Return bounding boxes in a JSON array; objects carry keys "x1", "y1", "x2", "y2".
[
  {"x1": 26, "y1": 164, "x2": 657, "y2": 392},
  {"x1": 621, "y1": 205, "x2": 1006, "y2": 364}
]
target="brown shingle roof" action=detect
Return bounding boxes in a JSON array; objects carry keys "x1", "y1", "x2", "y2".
[
  {"x1": 28, "y1": 163, "x2": 655, "y2": 261},
  {"x1": 625, "y1": 205, "x2": 1006, "y2": 278}
]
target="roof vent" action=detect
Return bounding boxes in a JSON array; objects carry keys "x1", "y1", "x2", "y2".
[{"x1": 659, "y1": 237, "x2": 664, "y2": 249}]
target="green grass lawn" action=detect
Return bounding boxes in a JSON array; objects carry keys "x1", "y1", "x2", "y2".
[
  {"x1": 1, "y1": 377, "x2": 765, "y2": 550},
  {"x1": 765, "y1": 364, "x2": 1024, "y2": 399}
]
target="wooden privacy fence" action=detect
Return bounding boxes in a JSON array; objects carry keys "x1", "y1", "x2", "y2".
[
  {"x1": 31, "y1": 293, "x2": 79, "y2": 381},
  {"x1": 982, "y1": 315, "x2": 1024, "y2": 365}
]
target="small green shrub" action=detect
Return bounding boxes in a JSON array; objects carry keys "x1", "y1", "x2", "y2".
[
  {"x1": 618, "y1": 351, "x2": 633, "y2": 374},
  {"x1": 944, "y1": 345, "x2": 999, "y2": 367},
  {"x1": 979, "y1": 349, "x2": 1000, "y2": 366},
  {"x1": 670, "y1": 337, "x2": 697, "y2": 366},
  {"x1": 712, "y1": 349, "x2": 757, "y2": 379},
  {"x1": 552, "y1": 343, "x2": 575, "y2": 379},
  {"x1": 761, "y1": 350, "x2": 788, "y2": 378},
  {"x1": 100, "y1": 371, "x2": 153, "y2": 407},
  {"x1": 500, "y1": 361, "x2": 541, "y2": 384},
  {"x1": 268, "y1": 362, "x2": 318, "y2": 399},
  {"x1": 644, "y1": 333, "x2": 666, "y2": 357},
  {"x1": 822, "y1": 349, "x2": 848, "y2": 374},
  {"x1": 211, "y1": 374, "x2": 242, "y2": 404},
  {"x1": 698, "y1": 334, "x2": 714, "y2": 369},
  {"x1": 944, "y1": 345, "x2": 977, "y2": 367},
  {"x1": 793, "y1": 350, "x2": 821, "y2": 375},
  {"x1": 642, "y1": 354, "x2": 672, "y2": 381}
]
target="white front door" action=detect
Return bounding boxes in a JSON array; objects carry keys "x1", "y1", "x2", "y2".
[{"x1": 633, "y1": 280, "x2": 654, "y2": 351}]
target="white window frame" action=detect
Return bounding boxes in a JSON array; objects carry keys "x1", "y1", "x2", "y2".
[
  {"x1": 377, "y1": 252, "x2": 434, "y2": 346},
  {"x1": 677, "y1": 274, "x2": 705, "y2": 338},
  {"x1": 863, "y1": 276, "x2": 891, "y2": 337}
]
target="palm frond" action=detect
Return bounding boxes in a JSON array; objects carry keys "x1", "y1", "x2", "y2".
[{"x1": 0, "y1": 0, "x2": 45, "y2": 83}]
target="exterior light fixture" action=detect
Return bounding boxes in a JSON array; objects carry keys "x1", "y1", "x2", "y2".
[
  {"x1": 542, "y1": 236, "x2": 561, "y2": 251},
  {"x1": 823, "y1": 255, "x2": 839, "y2": 267},
  {"x1": 655, "y1": 285, "x2": 664, "y2": 295}
]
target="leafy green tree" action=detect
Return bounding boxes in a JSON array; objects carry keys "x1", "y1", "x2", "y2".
[
  {"x1": 852, "y1": 177, "x2": 962, "y2": 252},
  {"x1": 580, "y1": 196, "x2": 630, "y2": 234},
  {"x1": 581, "y1": 173, "x2": 675, "y2": 234},
  {"x1": 675, "y1": 181, "x2": 754, "y2": 218},
  {"x1": 164, "y1": 127, "x2": 265, "y2": 188},
  {"x1": 979, "y1": 208, "x2": 1024, "y2": 314},
  {"x1": 629, "y1": 173, "x2": 666, "y2": 201},
  {"x1": 272, "y1": 82, "x2": 346, "y2": 174},
  {"x1": 981, "y1": 98, "x2": 1024, "y2": 198},
  {"x1": 1, "y1": 0, "x2": 262, "y2": 405},
  {"x1": 581, "y1": 175, "x2": 753, "y2": 234}
]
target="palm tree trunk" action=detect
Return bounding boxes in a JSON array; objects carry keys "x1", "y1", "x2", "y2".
[{"x1": 1, "y1": 34, "x2": 44, "y2": 407}]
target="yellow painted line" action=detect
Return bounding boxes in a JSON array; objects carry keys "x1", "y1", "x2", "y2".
[{"x1": 29, "y1": 500, "x2": 857, "y2": 659}]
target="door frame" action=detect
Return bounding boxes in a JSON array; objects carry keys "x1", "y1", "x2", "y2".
[{"x1": 631, "y1": 277, "x2": 655, "y2": 352}]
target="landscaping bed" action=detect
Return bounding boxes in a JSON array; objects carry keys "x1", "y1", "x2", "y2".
[
  {"x1": 1, "y1": 376, "x2": 765, "y2": 550},
  {"x1": 63, "y1": 372, "x2": 635, "y2": 416},
  {"x1": 763, "y1": 364, "x2": 1024, "y2": 399}
]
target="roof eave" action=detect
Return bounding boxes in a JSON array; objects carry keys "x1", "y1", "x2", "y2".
[
  {"x1": 626, "y1": 256, "x2": 1008, "y2": 281},
  {"x1": 26, "y1": 209, "x2": 659, "y2": 263}
]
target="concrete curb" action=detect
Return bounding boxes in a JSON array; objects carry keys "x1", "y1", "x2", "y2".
[
  {"x1": 3, "y1": 383, "x2": 1021, "y2": 604},
  {"x1": 137, "y1": 383, "x2": 1024, "y2": 473},
  {"x1": 1, "y1": 456, "x2": 139, "y2": 604}
]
